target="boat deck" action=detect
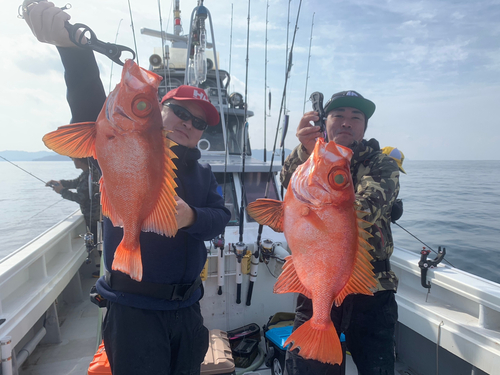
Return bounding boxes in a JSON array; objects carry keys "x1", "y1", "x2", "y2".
[{"x1": 17, "y1": 263, "x2": 407, "y2": 375}]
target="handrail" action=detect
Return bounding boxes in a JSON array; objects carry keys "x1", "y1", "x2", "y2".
[{"x1": 0, "y1": 211, "x2": 87, "y2": 349}]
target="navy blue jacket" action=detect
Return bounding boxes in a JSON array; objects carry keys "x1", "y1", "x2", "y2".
[{"x1": 58, "y1": 47, "x2": 230, "y2": 310}]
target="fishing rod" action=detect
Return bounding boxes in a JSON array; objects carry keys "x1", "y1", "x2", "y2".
[
  {"x1": 108, "y1": 19, "x2": 123, "y2": 93},
  {"x1": 246, "y1": 0, "x2": 304, "y2": 307},
  {"x1": 127, "y1": 0, "x2": 140, "y2": 66},
  {"x1": 0, "y1": 155, "x2": 52, "y2": 186},
  {"x1": 263, "y1": 0, "x2": 269, "y2": 162},
  {"x1": 302, "y1": 13, "x2": 315, "y2": 113},
  {"x1": 393, "y1": 222, "x2": 455, "y2": 267},
  {"x1": 240, "y1": 0, "x2": 252, "y2": 306}
]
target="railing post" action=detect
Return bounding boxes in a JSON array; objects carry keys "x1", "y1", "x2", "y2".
[{"x1": 1, "y1": 336, "x2": 13, "y2": 375}]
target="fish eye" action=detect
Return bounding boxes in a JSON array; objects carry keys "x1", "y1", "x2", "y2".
[
  {"x1": 136, "y1": 101, "x2": 147, "y2": 111},
  {"x1": 132, "y1": 97, "x2": 153, "y2": 117},
  {"x1": 328, "y1": 169, "x2": 349, "y2": 188}
]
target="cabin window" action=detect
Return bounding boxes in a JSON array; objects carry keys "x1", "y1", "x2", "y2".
[
  {"x1": 198, "y1": 114, "x2": 251, "y2": 155},
  {"x1": 243, "y1": 172, "x2": 279, "y2": 223},
  {"x1": 213, "y1": 172, "x2": 239, "y2": 226}
]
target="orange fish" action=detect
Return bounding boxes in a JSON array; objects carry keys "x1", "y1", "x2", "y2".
[
  {"x1": 247, "y1": 138, "x2": 376, "y2": 364},
  {"x1": 42, "y1": 59, "x2": 178, "y2": 282}
]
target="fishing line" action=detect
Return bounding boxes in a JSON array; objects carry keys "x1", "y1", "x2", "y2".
[
  {"x1": 26, "y1": 199, "x2": 66, "y2": 221},
  {"x1": 394, "y1": 222, "x2": 455, "y2": 267},
  {"x1": 0, "y1": 156, "x2": 49, "y2": 185},
  {"x1": 127, "y1": 0, "x2": 140, "y2": 66},
  {"x1": 109, "y1": 19, "x2": 124, "y2": 93}
]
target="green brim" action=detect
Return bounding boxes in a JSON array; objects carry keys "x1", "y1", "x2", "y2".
[{"x1": 324, "y1": 97, "x2": 376, "y2": 119}]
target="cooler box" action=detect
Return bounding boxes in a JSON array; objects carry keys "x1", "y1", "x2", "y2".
[
  {"x1": 264, "y1": 326, "x2": 292, "y2": 375},
  {"x1": 201, "y1": 329, "x2": 236, "y2": 375}
]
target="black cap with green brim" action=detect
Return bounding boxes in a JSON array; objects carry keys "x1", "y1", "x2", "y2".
[{"x1": 323, "y1": 90, "x2": 376, "y2": 119}]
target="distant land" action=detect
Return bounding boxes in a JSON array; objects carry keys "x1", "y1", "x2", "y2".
[
  {"x1": 1, "y1": 149, "x2": 293, "y2": 162},
  {"x1": 252, "y1": 148, "x2": 293, "y2": 162},
  {"x1": 0, "y1": 150, "x2": 70, "y2": 162}
]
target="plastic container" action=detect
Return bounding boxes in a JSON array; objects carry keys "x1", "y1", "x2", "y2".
[
  {"x1": 227, "y1": 323, "x2": 261, "y2": 351},
  {"x1": 232, "y1": 338, "x2": 259, "y2": 368},
  {"x1": 201, "y1": 329, "x2": 236, "y2": 375}
]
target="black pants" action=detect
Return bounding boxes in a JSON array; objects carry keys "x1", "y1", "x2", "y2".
[
  {"x1": 102, "y1": 301, "x2": 209, "y2": 375},
  {"x1": 285, "y1": 291, "x2": 398, "y2": 375}
]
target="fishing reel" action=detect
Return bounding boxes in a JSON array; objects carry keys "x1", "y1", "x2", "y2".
[
  {"x1": 81, "y1": 230, "x2": 95, "y2": 264},
  {"x1": 212, "y1": 235, "x2": 225, "y2": 250},
  {"x1": 260, "y1": 239, "x2": 275, "y2": 264},
  {"x1": 233, "y1": 241, "x2": 247, "y2": 262}
]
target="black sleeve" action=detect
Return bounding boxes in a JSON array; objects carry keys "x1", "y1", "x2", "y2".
[{"x1": 56, "y1": 47, "x2": 107, "y2": 123}]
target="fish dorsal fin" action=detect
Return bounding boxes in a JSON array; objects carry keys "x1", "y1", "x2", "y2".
[
  {"x1": 100, "y1": 176, "x2": 122, "y2": 226},
  {"x1": 333, "y1": 211, "x2": 377, "y2": 306},
  {"x1": 141, "y1": 142, "x2": 179, "y2": 237},
  {"x1": 274, "y1": 255, "x2": 312, "y2": 298},
  {"x1": 42, "y1": 123, "x2": 97, "y2": 158},
  {"x1": 246, "y1": 199, "x2": 284, "y2": 232}
]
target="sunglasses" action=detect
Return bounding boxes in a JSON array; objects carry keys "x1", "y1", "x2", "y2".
[{"x1": 163, "y1": 102, "x2": 208, "y2": 131}]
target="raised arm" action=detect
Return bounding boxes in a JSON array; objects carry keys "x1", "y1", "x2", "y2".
[{"x1": 24, "y1": 1, "x2": 106, "y2": 123}]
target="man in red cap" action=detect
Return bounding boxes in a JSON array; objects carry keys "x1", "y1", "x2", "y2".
[{"x1": 24, "y1": 3, "x2": 230, "y2": 375}]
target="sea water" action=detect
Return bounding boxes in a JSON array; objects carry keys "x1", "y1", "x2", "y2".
[{"x1": 0, "y1": 160, "x2": 499, "y2": 283}]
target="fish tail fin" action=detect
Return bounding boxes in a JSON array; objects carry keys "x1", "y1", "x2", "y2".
[
  {"x1": 112, "y1": 241, "x2": 143, "y2": 281},
  {"x1": 285, "y1": 319, "x2": 342, "y2": 365}
]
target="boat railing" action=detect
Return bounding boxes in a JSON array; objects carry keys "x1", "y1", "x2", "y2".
[
  {"x1": 0, "y1": 210, "x2": 88, "y2": 369},
  {"x1": 392, "y1": 246, "x2": 500, "y2": 374}
]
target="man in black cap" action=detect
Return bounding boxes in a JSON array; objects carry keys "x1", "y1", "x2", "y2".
[{"x1": 281, "y1": 91, "x2": 400, "y2": 375}]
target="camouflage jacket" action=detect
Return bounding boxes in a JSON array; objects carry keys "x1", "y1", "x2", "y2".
[
  {"x1": 60, "y1": 166, "x2": 101, "y2": 228},
  {"x1": 280, "y1": 138, "x2": 400, "y2": 292}
]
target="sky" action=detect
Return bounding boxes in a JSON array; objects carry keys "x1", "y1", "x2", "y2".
[{"x1": 1, "y1": 0, "x2": 500, "y2": 160}]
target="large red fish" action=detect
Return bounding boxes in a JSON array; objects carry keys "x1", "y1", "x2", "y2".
[
  {"x1": 43, "y1": 59, "x2": 178, "y2": 282},
  {"x1": 247, "y1": 138, "x2": 376, "y2": 365}
]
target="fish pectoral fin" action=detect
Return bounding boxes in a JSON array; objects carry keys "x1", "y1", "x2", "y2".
[
  {"x1": 100, "y1": 178, "x2": 122, "y2": 226},
  {"x1": 274, "y1": 256, "x2": 312, "y2": 298},
  {"x1": 334, "y1": 225, "x2": 377, "y2": 306},
  {"x1": 142, "y1": 148, "x2": 179, "y2": 237},
  {"x1": 42, "y1": 122, "x2": 97, "y2": 158},
  {"x1": 246, "y1": 199, "x2": 284, "y2": 232}
]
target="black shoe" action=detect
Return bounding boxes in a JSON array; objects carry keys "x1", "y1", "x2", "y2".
[{"x1": 92, "y1": 271, "x2": 100, "y2": 278}]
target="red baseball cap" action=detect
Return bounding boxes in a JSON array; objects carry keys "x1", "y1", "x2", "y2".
[{"x1": 161, "y1": 85, "x2": 220, "y2": 126}]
